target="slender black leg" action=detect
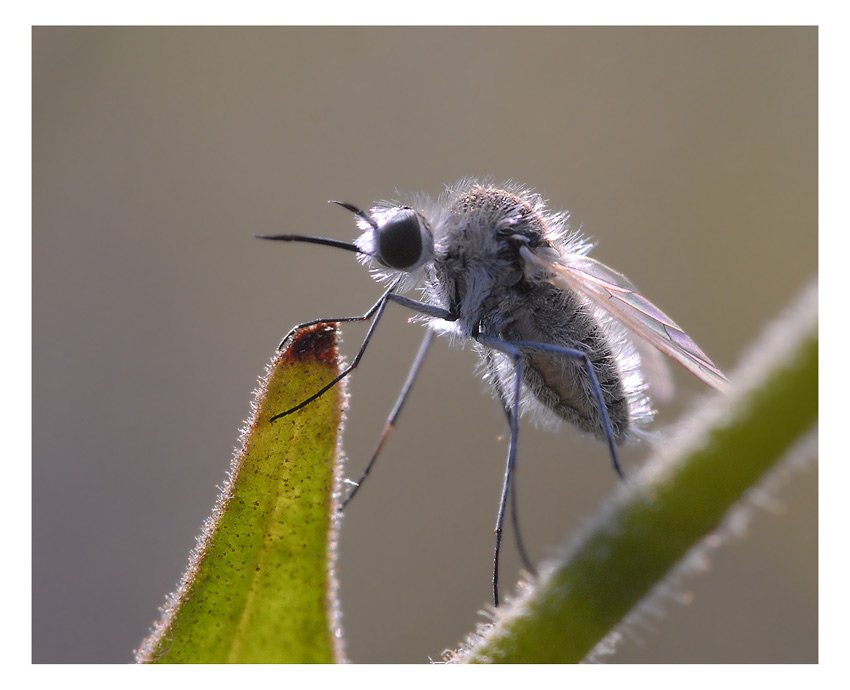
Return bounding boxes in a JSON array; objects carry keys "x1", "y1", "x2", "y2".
[
  {"x1": 271, "y1": 285, "x2": 454, "y2": 422},
  {"x1": 508, "y1": 438, "x2": 537, "y2": 577},
  {"x1": 487, "y1": 342, "x2": 523, "y2": 607},
  {"x1": 497, "y1": 403, "x2": 536, "y2": 577},
  {"x1": 341, "y1": 329, "x2": 434, "y2": 510},
  {"x1": 478, "y1": 337, "x2": 531, "y2": 605},
  {"x1": 276, "y1": 280, "x2": 401, "y2": 351},
  {"x1": 386, "y1": 293, "x2": 455, "y2": 321},
  {"x1": 482, "y1": 347, "x2": 536, "y2": 578},
  {"x1": 477, "y1": 334, "x2": 623, "y2": 606},
  {"x1": 271, "y1": 286, "x2": 395, "y2": 421}
]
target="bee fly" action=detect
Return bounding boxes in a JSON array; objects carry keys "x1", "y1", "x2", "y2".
[{"x1": 258, "y1": 179, "x2": 728, "y2": 606}]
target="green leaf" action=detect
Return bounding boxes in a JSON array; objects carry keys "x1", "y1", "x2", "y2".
[
  {"x1": 453, "y1": 280, "x2": 818, "y2": 664},
  {"x1": 136, "y1": 324, "x2": 346, "y2": 663}
]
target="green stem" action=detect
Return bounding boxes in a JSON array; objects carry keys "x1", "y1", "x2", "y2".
[{"x1": 455, "y1": 281, "x2": 817, "y2": 664}]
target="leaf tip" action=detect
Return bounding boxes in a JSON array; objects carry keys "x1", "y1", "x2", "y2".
[{"x1": 280, "y1": 323, "x2": 339, "y2": 365}]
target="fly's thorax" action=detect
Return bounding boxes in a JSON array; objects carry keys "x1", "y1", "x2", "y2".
[{"x1": 430, "y1": 184, "x2": 552, "y2": 330}]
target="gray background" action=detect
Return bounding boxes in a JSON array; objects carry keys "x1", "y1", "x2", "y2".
[{"x1": 33, "y1": 27, "x2": 817, "y2": 663}]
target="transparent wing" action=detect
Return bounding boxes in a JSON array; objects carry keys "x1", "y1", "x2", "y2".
[
  {"x1": 632, "y1": 334, "x2": 676, "y2": 404},
  {"x1": 522, "y1": 247, "x2": 729, "y2": 391}
]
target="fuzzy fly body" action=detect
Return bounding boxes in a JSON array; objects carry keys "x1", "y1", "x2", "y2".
[{"x1": 258, "y1": 179, "x2": 727, "y2": 606}]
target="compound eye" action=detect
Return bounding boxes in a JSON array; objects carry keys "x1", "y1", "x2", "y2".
[{"x1": 377, "y1": 208, "x2": 426, "y2": 269}]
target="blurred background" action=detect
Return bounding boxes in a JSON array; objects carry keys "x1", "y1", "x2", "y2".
[{"x1": 33, "y1": 27, "x2": 817, "y2": 663}]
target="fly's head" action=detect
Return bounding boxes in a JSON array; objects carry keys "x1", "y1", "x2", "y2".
[
  {"x1": 373, "y1": 207, "x2": 434, "y2": 271},
  {"x1": 340, "y1": 202, "x2": 435, "y2": 273}
]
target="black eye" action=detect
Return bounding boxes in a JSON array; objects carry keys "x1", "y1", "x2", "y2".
[{"x1": 377, "y1": 209, "x2": 425, "y2": 269}]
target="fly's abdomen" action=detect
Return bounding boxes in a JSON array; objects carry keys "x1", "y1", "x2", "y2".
[{"x1": 498, "y1": 285, "x2": 631, "y2": 443}]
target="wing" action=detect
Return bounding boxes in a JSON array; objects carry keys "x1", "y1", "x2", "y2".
[
  {"x1": 521, "y1": 247, "x2": 729, "y2": 392},
  {"x1": 632, "y1": 334, "x2": 676, "y2": 404}
]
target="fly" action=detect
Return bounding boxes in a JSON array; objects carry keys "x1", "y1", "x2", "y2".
[{"x1": 257, "y1": 179, "x2": 728, "y2": 606}]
